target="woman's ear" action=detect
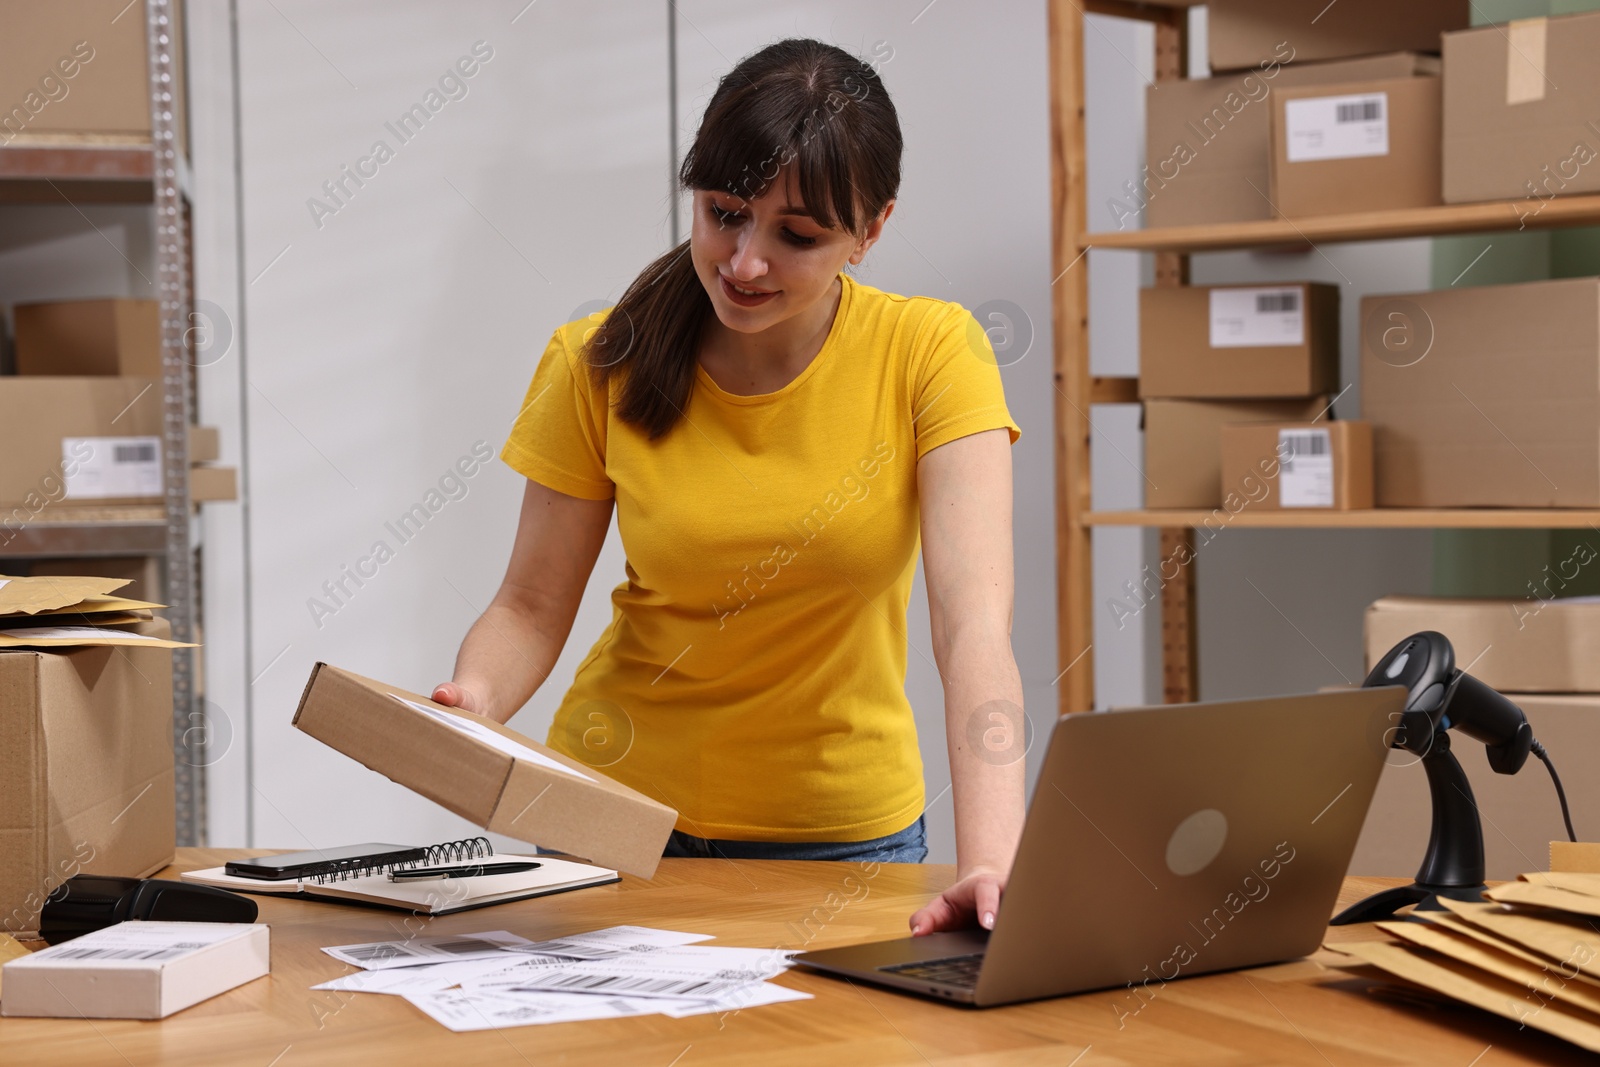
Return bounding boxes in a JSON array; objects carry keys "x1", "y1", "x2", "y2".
[{"x1": 850, "y1": 199, "x2": 896, "y2": 264}]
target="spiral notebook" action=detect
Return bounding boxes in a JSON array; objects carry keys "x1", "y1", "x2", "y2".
[{"x1": 180, "y1": 837, "x2": 619, "y2": 915}]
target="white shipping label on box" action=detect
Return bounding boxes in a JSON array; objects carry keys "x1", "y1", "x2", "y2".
[
  {"x1": 1278, "y1": 429, "x2": 1334, "y2": 507},
  {"x1": 63, "y1": 436, "x2": 164, "y2": 499},
  {"x1": 1285, "y1": 92, "x2": 1389, "y2": 163},
  {"x1": 392, "y1": 695, "x2": 594, "y2": 782},
  {"x1": 1209, "y1": 287, "x2": 1305, "y2": 348}
]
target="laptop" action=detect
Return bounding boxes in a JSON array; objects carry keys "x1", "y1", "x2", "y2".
[{"x1": 793, "y1": 686, "x2": 1403, "y2": 1007}]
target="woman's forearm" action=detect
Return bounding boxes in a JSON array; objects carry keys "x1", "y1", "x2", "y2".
[
  {"x1": 449, "y1": 587, "x2": 566, "y2": 723},
  {"x1": 941, "y1": 626, "x2": 1027, "y2": 877}
]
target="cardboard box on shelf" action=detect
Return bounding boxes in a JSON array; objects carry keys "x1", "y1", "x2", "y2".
[
  {"x1": 188, "y1": 425, "x2": 220, "y2": 464},
  {"x1": 1145, "y1": 396, "x2": 1328, "y2": 509},
  {"x1": 0, "y1": 378, "x2": 165, "y2": 512},
  {"x1": 0, "y1": 1, "x2": 187, "y2": 153},
  {"x1": 0, "y1": 618, "x2": 176, "y2": 934},
  {"x1": 1365, "y1": 595, "x2": 1600, "y2": 693},
  {"x1": 188, "y1": 466, "x2": 237, "y2": 504},
  {"x1": 1207, "y1": 0, "x2": 1466, "y2": 72},
  {"x1": 1270, "y1": 76, "x2": 1442, "y2": 217},
  {"x1": 1360, "y1": 277, "x2": 1600, "y2": 507},
  {"x1": 14, "y1": 299, "x2": 159, "y2": 377},
  {"x1": 1140, "y1": 282, "x2": 1339, "y2": 398},
  {"x1": 1140, "y1": 52, "x2": 1436, "y2": 230},
  {"x1": 293, "y1": 664, "x2": 678, "y2": 879},
  {"x1": 1442, "y1": 11, "x2": 1600, "y2": 206},
  {"x1": 1219, "y1": 419, "x2": 1373, "y2": 509},
  {"x1": 1350, "y1": 693, "x2": 1600, "y2": 882}
]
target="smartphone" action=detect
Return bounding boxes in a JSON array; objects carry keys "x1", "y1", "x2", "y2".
[{"x1": 224, "y1": 843, "x2": 423, "y2": 880}]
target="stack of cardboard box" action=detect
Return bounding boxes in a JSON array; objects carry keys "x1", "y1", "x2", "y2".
[
  {"x1": 0, "y1": 575, "x2": 196, "y2": 935},
  {"x1": 1, "y1": 298, "x2": 237, "y2": 527},
  {"x1": 1353, "y1": 596, "x2": 1600, "y2": 881},
  {"x1": 1141, "y1": 281, "x2": 1372, "y2": 511}
]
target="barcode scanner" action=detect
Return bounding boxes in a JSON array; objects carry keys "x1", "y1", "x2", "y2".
[
  {"x1": 1331, "y1": 630, "x2": 1577, "y2": 925},
  {"x1": 38, "y1": 876, "x2": 259, "y2": 945}
]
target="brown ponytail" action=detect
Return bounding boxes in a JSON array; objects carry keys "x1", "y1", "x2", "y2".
[{"x1": 580, "y1": 37, "x2": 902, "y2": 440}]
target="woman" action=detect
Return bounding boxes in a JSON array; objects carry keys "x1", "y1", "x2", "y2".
[{"x1": 433, "y1": 38, "x2": 1025, "y2": 937}]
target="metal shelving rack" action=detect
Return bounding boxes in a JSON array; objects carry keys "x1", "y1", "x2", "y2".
[
  {"x1": 0, "y1": 0, "x2": 203, "y2": 844},
  {"x1": 1049, "y1": 1, "x2": 1600, "y2": 715}
]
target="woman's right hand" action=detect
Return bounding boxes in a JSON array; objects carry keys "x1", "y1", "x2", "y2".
[{"x1": 432, "y1": 681, "x2": 488, "y2": 716}]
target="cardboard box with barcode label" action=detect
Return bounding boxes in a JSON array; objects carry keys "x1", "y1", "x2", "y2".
[
  {"x1": 1219, "y1": 420, "x2": 1373, "y2": 510},
  {"x1": 0, "y1": 617, "x2": 176, "y2": 934},
  {"x1": 293, "y1": 664, "x2": 678, "y2": 879},
  {"x1": 1141, "y1": 52, "x2": 1436, "y2": 230},
  {"x1": 14, "y1": 299, "x2": 160, "y2": 377},
  {"x1": 1140, "y1": 282, "x2": 1339, "y2": 399},
  {"x1": 0, "y1": 378, "x2": 164, "y2": 511},
  {"x1": 1144, "y1": 397, "x2": 1329, "y2": 509},
  {"x1": 1270, "y1": 76, "x2": 1442, "y2": 217},
  {"x1": 1442, "y1": 11, "x2": 1600, "y2": 205},
  {"x1": 1207, "y1": 0, "x2": 1466, "y2": 73},
  {"x1": 1, "y1": 921, "x2": 268, "y2": 1019},
  {"x1": 1361, "y1": 278, "x2": 1600, "y2": 507}
]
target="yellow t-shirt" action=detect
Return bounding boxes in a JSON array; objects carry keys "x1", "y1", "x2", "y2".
[{"x1": 501, "y1": 270, "x2": 1021, "y2": 842}]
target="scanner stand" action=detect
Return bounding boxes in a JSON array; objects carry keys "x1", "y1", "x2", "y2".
[{"x1": 1330, "y1": 731, "x2": 1489, "y2": 925}]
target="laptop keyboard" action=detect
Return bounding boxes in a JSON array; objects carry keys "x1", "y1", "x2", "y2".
[{"x1": 879, "y1": 953, "x2": 984, "y2": 989}]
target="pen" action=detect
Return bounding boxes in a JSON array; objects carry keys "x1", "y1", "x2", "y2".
[{"x1": 388, "y1": 861, "x2": 542, "y2": 882}]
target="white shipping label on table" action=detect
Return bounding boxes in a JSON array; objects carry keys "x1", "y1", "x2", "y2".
[
  {"x1": 1278, "y1": 429, "x2": 1334, "y2": 508},
  {"x1": 62, "y1": 436, "x2": 163, "y2": 500},
  {"x1": 1209, "y1": 287, "x2": 1305, "y2": 348},
  {"x1": 1285, "y1": 92, "x2": 1389, "y2": 162},
  {"x1": 322, "y1": 930, "x2": 534, "y2": 970}
]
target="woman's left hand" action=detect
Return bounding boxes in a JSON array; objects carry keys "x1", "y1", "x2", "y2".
[{"x1": 909, "y1": 865, "x2": 1007, "y2": 936}]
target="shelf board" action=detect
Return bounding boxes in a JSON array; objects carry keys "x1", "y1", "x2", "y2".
[
  {"x1": 0, "y1": 507, "x2": 167, "y2": 558},
  {"x1": 1082, "y1": 195, "x2": 1600, "y2": 254},
  {"x1": 0, "y1": 137, "x2": 191, "y2": 204},
  {"x1": 1086, "y1": 508, "x2": 1600, "y2": 529}
]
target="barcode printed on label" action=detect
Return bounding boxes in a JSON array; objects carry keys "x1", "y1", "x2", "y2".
[
  {"x1": 113, "y1": 443, "x2": 158, "y2": 464},
  {"x1": 1336, "y1": 99, "x2": 1382, "y2": 123},
  {"x1": 1254, "y1": 292, "x2": 1299, "y2": 314},
  {"x1": 1282, "y1": 432, "x2": 1329, "y2": 457},
  {"x1": 430, "y1": 939, "x2": 503, "y2": 956},
  {"x1": 516, "y1": 972, "x2": 724, "y2": 996},
  {"x1": 343, "y1": 944, "x2": 417, "y2": 962},
  {"x1": 50, "y1": 946, "x2": 189, "y2": 961}
]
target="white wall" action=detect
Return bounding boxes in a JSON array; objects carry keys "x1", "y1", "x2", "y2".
[{"x1": 205, "y1": 0, "x2": 1063, "y2": 863}]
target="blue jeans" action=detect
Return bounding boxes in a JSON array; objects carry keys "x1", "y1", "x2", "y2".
[{"x1": 660, "y1": 815, "x2": 928, "y2": 863}]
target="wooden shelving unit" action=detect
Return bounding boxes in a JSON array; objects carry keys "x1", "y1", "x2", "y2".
[
  {"x1": 1084, "y1": 193, "x2": 1600, "y2": 253},
  {"x1": 1088, "y1": 509, "x2": 1600, "y2": 529},
  {"x1": 1049, "y1": 1, "x2": 1600, "y2": 714}
]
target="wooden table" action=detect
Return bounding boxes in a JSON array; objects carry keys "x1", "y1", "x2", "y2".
[{"x1": 0, "y1": 850, "x2": 1587, "y2": 1065}]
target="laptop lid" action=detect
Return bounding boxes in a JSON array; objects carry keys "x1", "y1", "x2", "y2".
[{"x1": 973, "y1": 686, "x2": 1402, "y2": 1007}]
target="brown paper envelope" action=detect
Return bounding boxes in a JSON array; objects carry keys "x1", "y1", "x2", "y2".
[
  {"x1": 0, "y1": 626, "x2": 196, "y2": 649},
  {"x1": 1437, "y1": 898, "x2": 1600, "y2": 983},
  {"x1": 0, "y1": 611, "x2": 148, "y2": 629},
  {"x1": 0, "y1": 575, "x2": 132, "y2": 615},
  {"x1": 1523, "y1": 871, "x2": 1600, "y2": 899},
  {"x1": 1338, "y1": 939, "x2": 1600, "y2": 1053},
  {"x1": 1424, "y1": 911, "x2": 1600, "y2": 990},
  {"x1": 1488, "y1": 882, "x2": 1600, "y2": 918},
  {"x1": 1379, "y1": 920, "x2": 1600, "y2": 1015}
]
